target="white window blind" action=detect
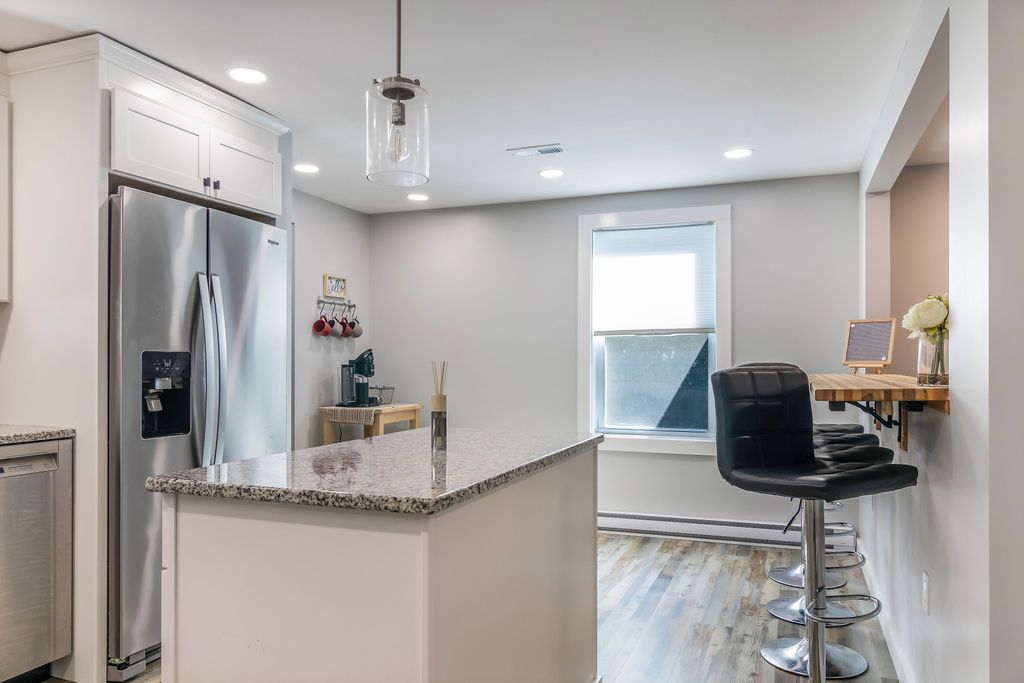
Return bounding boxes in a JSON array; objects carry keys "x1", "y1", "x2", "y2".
[{"x1": 592, "y1": 223, "x2": 716, "y2": 334}]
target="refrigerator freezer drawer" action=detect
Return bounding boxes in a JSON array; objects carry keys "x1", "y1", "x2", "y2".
[{"x1": 0, "y1": 439, "x2": 73, "y2": 680}]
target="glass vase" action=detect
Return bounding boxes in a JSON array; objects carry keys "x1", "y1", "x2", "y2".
[{"x1": 917, "y1": 330, "x2": 949, "y2": 385}]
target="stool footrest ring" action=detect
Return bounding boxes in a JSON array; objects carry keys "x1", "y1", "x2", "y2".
[
  {"x1": 826, "y1": 551, "x2": 867, "y2": 571},
  {"x1": 805, "y1": 594, "x2": 881, "y2": 627},
  {"x1": 824, "y1": 521, "x2": 856, "y2": 538}
]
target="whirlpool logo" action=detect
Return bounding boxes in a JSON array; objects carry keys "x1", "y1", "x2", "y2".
[{"x1": 267, "y1": 239, "x2": 280, "y2": 246}]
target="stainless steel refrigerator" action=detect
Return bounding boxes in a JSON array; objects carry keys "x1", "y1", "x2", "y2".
[{"x1": 108, "y1": 187, "x2": 288, "y2": 677}]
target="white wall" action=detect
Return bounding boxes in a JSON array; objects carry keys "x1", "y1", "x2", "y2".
[
  {"x1": 291, "y1": 190, "x2": 371, "y2": 448},
  {"x1": 0, "y1": 58, "x2": 107, "y2": 683},
  {"x1": 889, "y1": 163, "x2": 948, "y2": 375},
  {"x1": 856, "y1": 0, "x2": 1024, "y2": 680},
  {"x1": 985, "y1": 1, "x2": 1024, "y2": 678},
  {"x1": 370, "y1": 174, "x2": 862, "y2": 525}
]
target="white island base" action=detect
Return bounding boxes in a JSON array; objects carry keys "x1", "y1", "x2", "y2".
[{"x1": 159, "y1": 448, "x2": 598, "y2": 683}]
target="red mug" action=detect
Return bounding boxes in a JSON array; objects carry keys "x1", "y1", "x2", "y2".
[
  {"x1": 340, "y1": 317, "x2": 353, "y2": 337},
  {"x1": 312, "y1": 315, "x2": 331, "y2": 336}
]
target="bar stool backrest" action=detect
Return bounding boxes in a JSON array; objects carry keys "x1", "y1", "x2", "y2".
[{"x1": 711, "y1": 366, "x2": 815, "y2": 478}]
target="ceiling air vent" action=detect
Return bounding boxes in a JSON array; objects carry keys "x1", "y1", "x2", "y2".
[{"x1": 506, "y1": 143, "x2": 565, "y2": 157}]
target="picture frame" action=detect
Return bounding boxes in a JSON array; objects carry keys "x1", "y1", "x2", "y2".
[
  {"x1": 842, "y1": 318, "x2": 897, "y2": 372},
  {"x1": 322, "y1": 274, "x2": 348, "y2": 300}
]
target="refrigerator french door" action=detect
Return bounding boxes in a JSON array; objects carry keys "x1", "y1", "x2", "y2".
[{"x1": 108, "y1": 187, "x2": 287, "y2": 674}]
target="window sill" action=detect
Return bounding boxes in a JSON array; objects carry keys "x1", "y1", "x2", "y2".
[{"x1": 598, "y1": 434, "x2": 717, "y2": 457}]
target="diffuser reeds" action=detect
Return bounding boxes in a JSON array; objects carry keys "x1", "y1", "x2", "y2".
[{"x1": 431, "y1": 360, "x2": 448, "y2": 395}]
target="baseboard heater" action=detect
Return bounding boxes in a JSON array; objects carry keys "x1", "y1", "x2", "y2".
[{"x1": 598, "y1": 511, "x2": 856, "y2": 550}]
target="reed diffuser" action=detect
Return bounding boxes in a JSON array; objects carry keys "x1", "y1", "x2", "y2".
[{"x1": 431, "y1": 361, "x2": 448, "y2": 453}]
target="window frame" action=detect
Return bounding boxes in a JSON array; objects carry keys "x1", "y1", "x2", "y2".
[{"x1": 577, "y1": 205, "x2": 732, "y2": 456}]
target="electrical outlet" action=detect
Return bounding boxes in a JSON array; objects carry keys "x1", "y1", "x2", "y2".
[{"x1": 922, "y1": 571, "x2": 931, "y2": 615}]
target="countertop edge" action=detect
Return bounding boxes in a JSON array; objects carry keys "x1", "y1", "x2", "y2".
[
  {"x1": 145, "y1": 434, "x2": 603, "y2": 515},
  {"x1": 0, "y1": 427, "x2": 77, "y2": 446}
]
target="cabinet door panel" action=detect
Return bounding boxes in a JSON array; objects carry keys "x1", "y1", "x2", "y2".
[
  {"x1": 210, "y1": 129, "x2": 281, "y2": 215},
  {"x1": 111, "y1": 88, "x2": 210, "y2": 195}
]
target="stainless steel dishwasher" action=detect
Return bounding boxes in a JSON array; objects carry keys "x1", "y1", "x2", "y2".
[{"x1": 0, "y1": 438, "x2": 73, "y2": 680}]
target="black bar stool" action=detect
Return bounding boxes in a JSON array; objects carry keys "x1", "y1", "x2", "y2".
[
  {"x1": 739, "y1": 363, "x2": 883, "y2": 593},
  {"x1": 712, "y1": 365, "x2": 917, "y2": 680}
]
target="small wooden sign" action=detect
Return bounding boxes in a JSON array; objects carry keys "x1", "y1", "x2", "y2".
[
  {"x1": 322, "y1": 274, "x2": 347, "y2": 299},
  {"x1": 842, "y1": 318, "x2": 896, "y2": 372}
]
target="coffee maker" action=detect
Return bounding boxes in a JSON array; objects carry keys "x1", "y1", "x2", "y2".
[{"x1": 337, "y1": 349, "x2": 378, "y2": 407}]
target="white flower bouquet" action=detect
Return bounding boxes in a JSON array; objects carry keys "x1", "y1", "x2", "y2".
[{"x1": 902, "y1": 293, "x2": 949, "y2": 384}]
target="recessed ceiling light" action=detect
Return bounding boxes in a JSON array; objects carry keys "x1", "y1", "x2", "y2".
[
  {"x1": 724, "y1": 148, "x2": 754, "y2": 159},
  {"x1": 227, "y1": 67, "x2": 267, "y2": 84},
  {"x1": 539, "y1": 169, "x2": 564, "y2": 178},
  {"x1": 293, "y1": 164, "x2": 320, "y2": 174},
  {"x1": 407, "y1": 193, "x2": 429, "y2": 201}
]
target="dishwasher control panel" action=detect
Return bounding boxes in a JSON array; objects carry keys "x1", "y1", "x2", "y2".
[{"x1": 0, "y1": 453, "x2": 58, "y2": 479}]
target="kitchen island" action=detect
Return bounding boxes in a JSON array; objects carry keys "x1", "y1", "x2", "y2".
[{"x1": 147, "y1": 428, "x2": 602, "y2": 683}]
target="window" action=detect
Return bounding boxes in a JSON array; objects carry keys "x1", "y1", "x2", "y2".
[{"x1": 578, "y1": 206, "x2": 731, "y2": 452}]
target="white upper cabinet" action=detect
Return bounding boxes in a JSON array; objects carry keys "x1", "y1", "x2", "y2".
[
  {"x1": 210, "y1": 128, "x2": 282, "y2": 215},
  {"x1": 110, "y1": 87, "x2": 283, "y2": 215},
  {"x1": 112, "y1": 88, "x2": 210, "y2": 195}
]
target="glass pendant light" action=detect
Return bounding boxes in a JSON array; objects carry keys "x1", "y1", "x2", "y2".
[{"x1": 366, "y1": 0, "x2": 429, "y2": 186}]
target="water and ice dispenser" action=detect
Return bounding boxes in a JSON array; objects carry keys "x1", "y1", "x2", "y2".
[{"x1": 140, "y1": 351, "x2": 191, "y2": 438}]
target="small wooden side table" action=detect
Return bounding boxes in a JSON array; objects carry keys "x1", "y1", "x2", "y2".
[{"x1": 320, "y1": 403, "x2": 423, "y2": 444}]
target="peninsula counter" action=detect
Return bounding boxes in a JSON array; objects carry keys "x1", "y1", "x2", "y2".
[{"x1": 147, "y1": 428, "x2": 602, "y2": 683}]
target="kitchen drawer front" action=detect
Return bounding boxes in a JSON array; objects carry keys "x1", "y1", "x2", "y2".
[
  {"x1": 111, "y1": 88, "x2": 211, "y2": 196},
  {"x1": 210, "y1": 128, "x2": 282, "y2": 216}
]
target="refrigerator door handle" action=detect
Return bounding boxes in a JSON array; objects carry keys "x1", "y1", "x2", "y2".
[
  {"x1": 197, "y1": 274, "x2": 218, "y2": 468},
  {"x1": 211, "y1": 273, "x2": 229, "y2": 466}
]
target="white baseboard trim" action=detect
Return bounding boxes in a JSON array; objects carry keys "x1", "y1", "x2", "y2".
[
  {"x1": 598, "y1": 511, "x2": 856, "y2": 550},
  {"x1": 860, "y1": 550, "x2": 912, "y2": 683}
]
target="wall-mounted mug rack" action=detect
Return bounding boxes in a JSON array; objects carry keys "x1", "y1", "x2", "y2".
[{"x1": 312, "y1": 297, "x2": 363, "y2": 339}]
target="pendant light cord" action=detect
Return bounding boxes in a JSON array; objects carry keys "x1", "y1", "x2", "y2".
[{"x1": 396, "y1": 0, "x2": 402, "y2": 75}]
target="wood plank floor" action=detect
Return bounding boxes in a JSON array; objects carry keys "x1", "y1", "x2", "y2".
[
  {"x1": 598, "y1": 533, "x2": 898, "y2": 683},
  {"x1": 58, "y1": 534, "x2": 897, "y2": 683}
]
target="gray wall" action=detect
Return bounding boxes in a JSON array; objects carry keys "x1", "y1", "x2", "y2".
[
  {"x1": 370, "y1": 173, "x2": 862, "y2": 523},
  {"x1": 292, "y1": 191, "x2": 371, "y2": 448}
]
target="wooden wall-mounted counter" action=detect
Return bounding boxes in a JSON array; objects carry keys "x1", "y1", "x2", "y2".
[{"x1": 808, "y1": 373, "x2": 950, "y2": 450}]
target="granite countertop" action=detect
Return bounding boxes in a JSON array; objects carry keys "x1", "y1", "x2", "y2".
[
  {"x1": 0, "y1": 424, "x2": 76, "y2": 446},
  {"x1": 146, "y1": 428, "x2": 603, "y2": 515}
]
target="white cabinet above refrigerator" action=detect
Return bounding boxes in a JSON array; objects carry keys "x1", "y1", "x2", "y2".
[{"x1": 111, "y1": 87, "x2": 283, "y2": 216}]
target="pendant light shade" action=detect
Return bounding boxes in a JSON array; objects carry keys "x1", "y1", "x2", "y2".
[
  {"x1": 366, "y1": 0, "x2": 429, "y2": 187},
  {"x1": 366, "y1": 77, "x2": 429, "y2": 186}
]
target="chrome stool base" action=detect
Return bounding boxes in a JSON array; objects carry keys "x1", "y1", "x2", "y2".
[
  {"x1": 766, "y1": 595, "x2": 855, "y2": 627},
  {"x1": 769, "y1": 564, "x2": 847, "y2": 590},
  {"x1": 761, "y1": 637, "x2": 868, "y2": 679}
]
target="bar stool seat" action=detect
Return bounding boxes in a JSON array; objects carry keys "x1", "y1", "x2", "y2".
[
  {"x1": 725, "y1": 459, "x2": 917, "y2": 500},
  {"x1": 814, "y1": 423, "x2": 865, "y2": 435},
  {"x1": 813, "y1": 432, "x2": 879, "y2": 449}
]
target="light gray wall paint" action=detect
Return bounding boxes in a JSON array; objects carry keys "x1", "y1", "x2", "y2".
[
  {"x1": 370, "y1": 174, "x2": 862, "y2": 524},
  {"x1": 292, "y1": 191, "x2": 371, "y2": 449}
]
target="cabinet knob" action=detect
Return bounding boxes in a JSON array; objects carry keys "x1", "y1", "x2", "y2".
[
  {"x1": 203, "y1": 177, "x2": 211, "y2": 188},
  {"x1": 213, "y1": 180, "x2": 221, "y2": 190}
]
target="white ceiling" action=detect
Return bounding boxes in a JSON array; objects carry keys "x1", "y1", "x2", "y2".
[{"x1": 0, "y1": 1, "x2": 920, "y2": 214}]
